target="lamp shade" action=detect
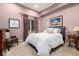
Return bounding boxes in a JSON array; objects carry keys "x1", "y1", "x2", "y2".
[{"x1": 73, "y1": 26, "x2": 79, "y2": 31}]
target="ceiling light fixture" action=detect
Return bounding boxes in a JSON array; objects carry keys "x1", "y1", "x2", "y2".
[{"x1": 34, "y1": 4, "x2": 38, "y2": 8}]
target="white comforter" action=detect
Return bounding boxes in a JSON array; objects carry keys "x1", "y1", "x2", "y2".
[{"x1": 25, "y1": 32, "x2": 63, "y2": 56}]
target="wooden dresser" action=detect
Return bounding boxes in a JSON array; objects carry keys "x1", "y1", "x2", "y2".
[
  {"x1": 0, "y1": 30, "x2": 3, "y2": 56},
  {"x1": 0, "y1": 29, "x2": 9, "y2": 56}
]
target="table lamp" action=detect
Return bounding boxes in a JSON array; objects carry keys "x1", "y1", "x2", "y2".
[{"x1": 73, "y1": 26, "x2": 79, "y2": 36}]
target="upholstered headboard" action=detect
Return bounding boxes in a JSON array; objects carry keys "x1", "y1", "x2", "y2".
[{"x1": 49, "y1": 26, "x2": 66, "y2": 43}]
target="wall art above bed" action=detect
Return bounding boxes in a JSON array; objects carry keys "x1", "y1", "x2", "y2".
[
  {"x1": 49, "y1": 15, "x2": 63, "y2": 27},
  {"x1": 9, "y1": 18, "x2": 20, "y2": 28}
]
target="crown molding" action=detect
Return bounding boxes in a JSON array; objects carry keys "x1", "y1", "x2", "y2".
[
  {"x1": 15, "y1": 3, "x2": 40, "y2": 13},
  {"x1": 40, "y1": 3, "x2": 79, "y2": 17}
]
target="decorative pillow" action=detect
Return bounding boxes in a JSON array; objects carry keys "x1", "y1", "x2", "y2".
[
  {"x1": 44, "y1": 28, "x2": 61, "y2": 33},
  {"x1": 43, "y1": 28, "x2": 61, "y2": 33},
  {"x1": 47, "y1": 29, "x2": 53, "y2": 33},
  {"x1": 5, "y1": 32, "x2": 10, "y2": 39},
  {"x1": 43, "y1": 30, "x2": 47, "y2": 33},
  {"x1": 53, "y1": 28, "x2": 61, "y2": 33},
  {"x1": 43, "y1": 28, "x2": 53, "y2": 33}
]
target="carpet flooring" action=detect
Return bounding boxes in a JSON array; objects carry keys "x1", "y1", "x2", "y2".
[{"x1": 5, "y1": 42, "x2": 79, "y2": 56}]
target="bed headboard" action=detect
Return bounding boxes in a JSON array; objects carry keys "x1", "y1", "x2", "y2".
[{"x1": 49, "y1": 26, "x2": 66, "y2": 43}]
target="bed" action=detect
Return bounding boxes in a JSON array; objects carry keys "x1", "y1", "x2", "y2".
[{"x1": 25, "y1": 26, "x2": 65, "y2": 56}]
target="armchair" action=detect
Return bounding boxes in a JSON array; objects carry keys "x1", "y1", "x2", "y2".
[{"x1": 4, "y1": 29, "x2": 18, "y2": 51}]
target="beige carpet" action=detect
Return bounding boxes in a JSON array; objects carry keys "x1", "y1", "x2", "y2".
[{"x1": 5, "y1": 42, "x2": 79, "y2": 56}]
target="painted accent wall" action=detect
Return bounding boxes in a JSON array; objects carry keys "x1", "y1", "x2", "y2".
[
  {"x1": 0, "y1": 3, "x2": 40, "y2": 41},
  {"x1": 40, "y1": 4, "x2": 79, "y2": 32}
]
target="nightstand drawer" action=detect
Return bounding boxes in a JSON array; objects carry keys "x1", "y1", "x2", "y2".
[{"x1": 68, "y1": 35, "x2": 79, "y2": 39}]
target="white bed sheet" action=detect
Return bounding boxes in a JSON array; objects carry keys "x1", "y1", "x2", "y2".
[{"x1": 25, "y1": 32, "x2": 63, "y2": 56}]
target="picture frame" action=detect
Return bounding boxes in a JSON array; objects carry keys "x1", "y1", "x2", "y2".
[
  {"x1": 49, "y1": 15, "x2": 63, "y2": 26},
  {"x1": 9, "y1": 18, "x2": 20, "y2": 28}
]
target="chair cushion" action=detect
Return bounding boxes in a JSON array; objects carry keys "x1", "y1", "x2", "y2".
[{"x1": 5, "y1": 32, "x2": 10, "y2": 39}]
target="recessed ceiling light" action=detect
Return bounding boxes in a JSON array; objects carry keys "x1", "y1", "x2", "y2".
[{"x1": 34, "y1": 4, "x2": 38, "y2": 8}]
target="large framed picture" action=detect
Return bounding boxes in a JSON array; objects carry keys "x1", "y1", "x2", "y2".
[
  {"x1": 9, "y1": 18, "x2": 20, "y2": 28},
  {"x1": 49, "y1": 15, "x2": 63, "y2": 26}
]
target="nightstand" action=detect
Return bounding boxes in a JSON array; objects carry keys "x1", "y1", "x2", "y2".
[{"x1": 68, "y1": 34, "x2": 79, "y2": 51}]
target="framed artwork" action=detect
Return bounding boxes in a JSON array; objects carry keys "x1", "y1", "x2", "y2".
[
  {"x1": 49, "y1": 15, "x2": 63, "y2": 26},
  {"x1": 9, "y1": 18, "x2": 20, "y2": 28}
]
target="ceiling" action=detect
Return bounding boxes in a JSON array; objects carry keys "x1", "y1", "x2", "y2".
[
  {"x1": 19, "y1": 3, "x2": 54, "y2": 13},
  {"x1": 18, "y1": 3, "x2": 78, "y2": 17}
]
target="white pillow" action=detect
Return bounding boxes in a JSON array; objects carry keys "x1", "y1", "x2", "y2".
[
  {"x1": 53, "y1": 28, "x2": 61, "y2": 33},
  {"x1": 5, "y1": 32, "x2": 10, "y2": 39},
  {"x1": 43, "y1": 28, "x2": 61, "y2": 33},
  {"x1": 43, "y1": 28, "x2": 53, "y2": 33}
]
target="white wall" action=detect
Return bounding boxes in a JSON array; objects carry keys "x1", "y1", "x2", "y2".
[
  {"x1": 40, "y1": 4, "x2": 79, "y2": 32},
  {"x1": 0, "y1": 3, "x2": 40, "y2": 41}
]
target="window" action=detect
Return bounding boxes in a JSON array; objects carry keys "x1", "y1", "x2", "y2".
[
  {"x1": 28, "y1": 16, "x2": 35, "y2": 32},
  {"x1": 29, "y1": 20, "x2": 35, "y2": 32}
]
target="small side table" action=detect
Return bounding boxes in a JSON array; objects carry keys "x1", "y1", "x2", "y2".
[{"x1": 68, "y1": 34, "x2": 79, "y2": 51}]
